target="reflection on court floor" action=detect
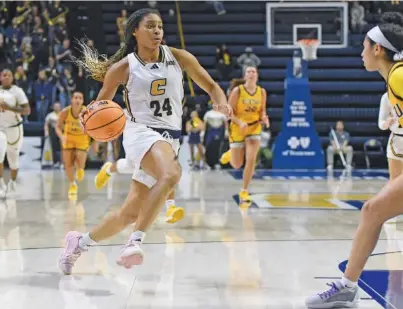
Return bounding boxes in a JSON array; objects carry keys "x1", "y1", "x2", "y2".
[{"x1": 0, "y1": 169, "x2": 399, "y2": 309}]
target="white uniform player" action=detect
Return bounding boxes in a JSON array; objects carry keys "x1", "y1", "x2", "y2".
[
  {"x1": 123, "y1": 45, "x2": 183, "y2": 184},
  {"x1": 93, "y1": 47, "x2": 185, "y2": 223},
  {"x1": 0, "y1": 81, "x2": 29, "y2": 197},
  {"x1": 59, "y1": 8, "x2": 231, "y2": 273}
]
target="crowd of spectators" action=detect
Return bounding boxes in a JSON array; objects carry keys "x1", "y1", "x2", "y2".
[
  {"x1": 0, "y1": 1, "x2": 99, "y2": 123},
  {"x1": 349, "y1": 1, "x2": 403, "y2": 33}
]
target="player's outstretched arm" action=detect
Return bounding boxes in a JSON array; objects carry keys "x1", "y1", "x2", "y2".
[{"x1": 170, "y1": 47, "x2": 231, "y2": 117}]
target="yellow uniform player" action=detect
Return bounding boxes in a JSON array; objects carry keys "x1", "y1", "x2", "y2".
[
  {"x1": 56, "y1": 91, "x2": 90, "y2": 198},
  {"x1": 220, "y1": 66, "x2": 269, "y2": 203}
]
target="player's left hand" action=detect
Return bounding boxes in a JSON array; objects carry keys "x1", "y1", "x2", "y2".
[
  {"x1": 213, "y1": 102, "x2": 233, "y2": 118},
  {"x1": 261, "y1": 115, "x2": 270, "y2": 128},
  {"x1": 0, "y1": 102, "x2": 9, "y2": 111}
]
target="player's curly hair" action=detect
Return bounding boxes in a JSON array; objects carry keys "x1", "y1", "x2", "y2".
[{"x1": 74, "y1": 8, "x2": 160, "y2": 82}]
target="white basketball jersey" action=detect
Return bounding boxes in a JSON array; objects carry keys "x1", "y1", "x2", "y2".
[
  {"x1": 0, "y1": 85, "x2": 28, "y2": 129},
  {"x1": 125, "y1": 45, "x2": 184, "y2": 131}
]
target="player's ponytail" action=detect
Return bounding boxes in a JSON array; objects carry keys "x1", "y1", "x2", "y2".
[
  {"x1": 229, "y1": 78, "x2": 246, "y2": 92},
  {"x1": 74, "y1": 8, "x2": 160, "y2": 82},
  {"x1": 367, "y1": 12, "x2": 403, "y2": 62}
]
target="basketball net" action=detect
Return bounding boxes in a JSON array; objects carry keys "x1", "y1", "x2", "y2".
[{"x1": 297, "y1": 39, "x2": 319, "y2": 61}]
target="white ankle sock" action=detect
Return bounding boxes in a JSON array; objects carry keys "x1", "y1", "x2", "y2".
[
  {"x1": 130, "y1": 230, "x2": 146, "y2": 243},
  {"x1": 341, "y1": 276, "x2": 357, "y2": 288},
  {"x1": 165, "y1": 199, "x2": 175, "y2": 209},
  {"x1": 79, "y1": 232, "x2": 96, "y2": 248}
]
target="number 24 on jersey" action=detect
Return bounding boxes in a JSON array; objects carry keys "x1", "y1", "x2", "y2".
[{"x1": 150, "y1": 78, "x2": 173, "y2": 118}]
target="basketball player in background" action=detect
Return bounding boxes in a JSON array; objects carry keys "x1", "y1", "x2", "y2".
[
  {"x1": 378, "y1": 92, "x2": 403, "y2": 223},
  {"x1": 186, "y1": 110, "x2": 205, "y2": 169},
  {"x1": 306, "y1": 12, "x2": 403, "y2": 308},
  {"x1": 0, "y1": 69, "x2": 30, "y2": 197},
  {"x1": 55, "y1": 91, "x2": 90, "y2": 198},
  {"x1": 59, "y1": 8, "x2": 230, "y2": 274},
  {"x1": 220, "y1": 66, "x2": 269, "y2": 203}
]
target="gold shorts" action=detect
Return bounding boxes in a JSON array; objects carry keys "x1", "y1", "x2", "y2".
[
  {"x1": 229, "y1": 121, "x2": 261, "y2": 148},
  {"x1": 63, "y1": 137, "x2": 90, "y2": 151}
]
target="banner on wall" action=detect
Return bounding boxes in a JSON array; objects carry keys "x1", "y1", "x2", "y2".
[{"x1": 272, "y1": 60, "x2": 324, "y2": 169}]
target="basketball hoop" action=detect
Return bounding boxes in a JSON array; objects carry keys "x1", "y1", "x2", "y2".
[{"x1": 297, "y1": 39, "x2": 320, "y2": 61}]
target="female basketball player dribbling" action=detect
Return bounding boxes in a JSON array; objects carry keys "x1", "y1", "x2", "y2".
[
  {"x1": 306, "y1": 12, "x2": 403, "y2": 308},
  {"x1": 220, "y1": 66, "x2": 269, "y2": 203},
  {"x1": 59, "y1": 8, "x2": 231, "y2": 274},
  {"x1": 56, "y1": 91, "x2": 90, "y2": 198}
]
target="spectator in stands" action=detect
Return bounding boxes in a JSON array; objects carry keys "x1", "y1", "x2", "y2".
[
  {"x1": 327, "y1": 121, "x2": 353, "y2": 170},
  {"x1": 32, "y1": 15, "x2": 43, "y2": 34},
  {"x1": 117, "y1": 9, "x2": 128, "y2": 45},
  {"x1": 34, "y1": 69, "x2": 53, "y2": 121},
  {"x1": 207, "y1": 1, "x2": 226, "y2": 15},
  {"x1": 46, "y1": 0, "x2": 68, "y2": 25},
  {"x1": 32, "y1": 26, "x2": 49, "y2": 67},
  {"x1": 44, "y1": 55, "x2": 57, "y2": 79},
  {"x1": 215, "y1": 44, "x2": 233, "y2": 81},
  {"x1": 53, "y1": 17, "x2": 68, "y2": 52},
  {"x1": 0, "y1": 2, "x2": 9, "y2": 31},
  {"x1": 62, "y1": 68, "x2": 76, "y2": 97},
  {"x1": 237, "y1": 47, "x2": 261, "y2": 74},
  {"x1": 14, "y1": 65, "x2": 30, "y2": 95},
  {"x1": 6, "y1": 18, "x2": 24, "y2": 49},
  {"x1": 55, "y1": 38, "x2": 72, "y2": 71},
  {"x1": 0, "y1": 33, "x2": 10, "y2": 71},
  {"x1": 16, "y1": 43, "x2": 37, "y2": 80},
  {"x1": 148, "y1": 1, "x2": 157, "y2": 8},
  {"x1": 31, "y1": 5, "x2": 41, "y2": 21},
  {"x1": 350, "y1": 1, "x2": 367, "y2": 33},
  {"x1": 15, "y1": 0, "x2": 32, "y2": 33},
  {"x1": 44, "y1": 102, "x2": 62, "y2": 167}
]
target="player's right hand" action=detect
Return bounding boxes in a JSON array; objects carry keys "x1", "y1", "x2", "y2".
[
  {"x1": 386, "y1": 116, "x2": 396, "y2": 128},
  {"x1": 239, "y1": 121, "x2": 248, "y2": 131},
  {"x1": 61, "y1": 136, "x2": 67, "y2": 146},
  {"x1": 79, "y1": 109, "x2": 89, "y2": 132}
]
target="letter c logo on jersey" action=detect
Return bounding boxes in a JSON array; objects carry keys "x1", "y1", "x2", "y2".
[{"x1": 150, "y1": 78, "x2": 167, "y2": 96}]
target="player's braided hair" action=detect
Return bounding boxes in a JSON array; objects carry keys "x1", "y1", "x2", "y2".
[{"x1": 74, "y1": 8, "x2": 160, "y2": 82}]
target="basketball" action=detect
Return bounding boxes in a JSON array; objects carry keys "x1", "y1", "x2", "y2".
[{"x1": 83, "y1": 100, "x2": 126, "y2": 142}]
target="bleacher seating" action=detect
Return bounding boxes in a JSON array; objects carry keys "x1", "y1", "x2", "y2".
[{"x1": 99, "y1": 1, "x2": 389, "y2": 168}]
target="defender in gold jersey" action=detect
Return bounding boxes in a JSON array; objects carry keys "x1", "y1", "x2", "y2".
[
  {"x1": 56, "y1": 91, "x2": 91, "y2": 198},
  {"x1": 307, "y1": 12, "x2": 403, "y2": 308},
  {"x1": 220, "y1": 66, "x2": 269, "y2": 203}
]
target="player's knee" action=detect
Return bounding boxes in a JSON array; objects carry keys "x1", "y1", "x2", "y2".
[
  {"x1": 231, "y1": 159, "x2": 243, "y2": 169},
  {"x1": 64, "y1": 162, "x2": 74, "y2": 169},
  {"x1": 160, "y1": 161, "x2": 181, "y2": 188},
  {"x1": 6, "y1": 149, "x2": 19, "y2": 170},
  {"x1": 361, "y1": 199, "x2": 384, "y2": 223}
]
